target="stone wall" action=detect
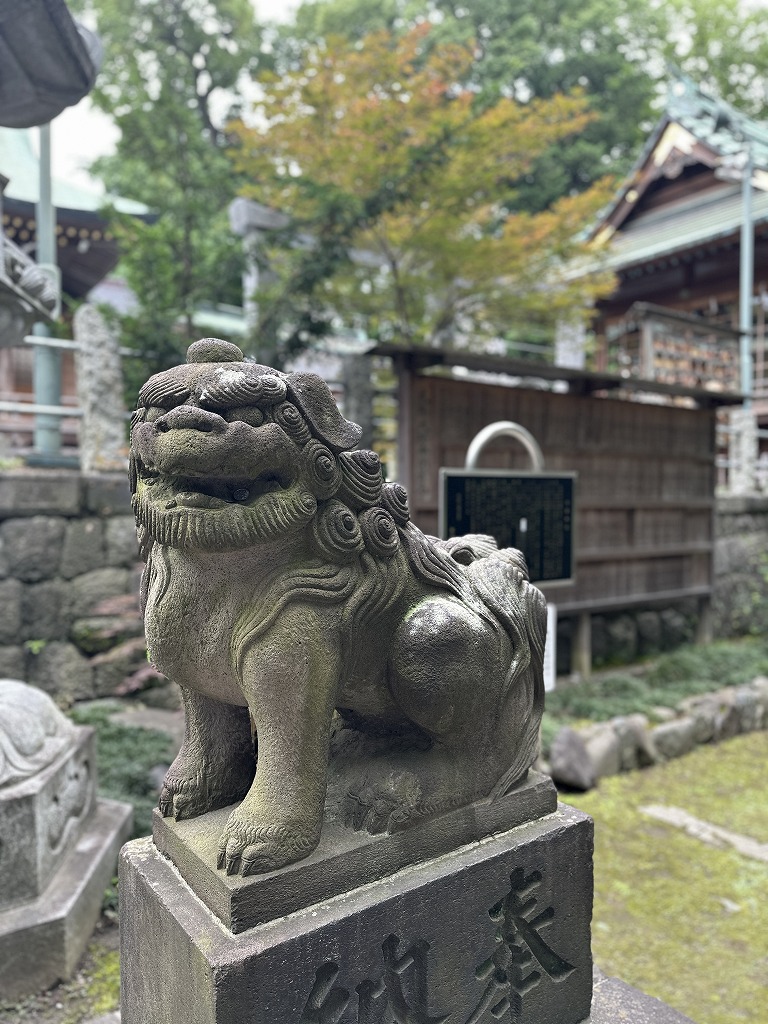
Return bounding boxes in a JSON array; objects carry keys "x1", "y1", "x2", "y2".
[
  {"x1": 712, "y1": 494, "x2": 768, "y2": 638},
  {"x1": 0, "y1": 469, "x2": 145, "y2": 705}
]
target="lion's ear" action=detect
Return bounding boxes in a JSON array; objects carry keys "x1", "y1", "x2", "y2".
[{"x1": 286, "y1": 372, "x2": 362, "y2": 452}]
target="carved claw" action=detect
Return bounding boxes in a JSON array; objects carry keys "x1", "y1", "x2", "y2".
[
  {"x1": 343, "y1": 772, "x2": 421, "y2": 835},
  {"x1": 216, "y1": 813, "x2": 319, "y2": 876}
]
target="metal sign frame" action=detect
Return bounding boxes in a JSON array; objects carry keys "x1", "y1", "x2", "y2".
[{"x1": 438, "y1": 468, "x2": 577, "y2": 587}]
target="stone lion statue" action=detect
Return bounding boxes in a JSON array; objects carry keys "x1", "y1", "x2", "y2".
[{"x1": 130, "y1": 338, "x2": 547, "y2": 876}]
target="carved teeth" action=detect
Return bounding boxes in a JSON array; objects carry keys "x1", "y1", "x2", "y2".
[{"x1": 166, "y1": 500, "x2": 177, "y2": 509}]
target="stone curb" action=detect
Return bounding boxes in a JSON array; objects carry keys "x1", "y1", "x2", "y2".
[{"x1": 545, "y1": 675, "x2": 768, "y2": 791}]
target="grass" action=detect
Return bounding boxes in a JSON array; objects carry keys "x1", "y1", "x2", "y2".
[
  {"x1": 566, "y1": 732, "x2": 768, "y2": 1024},
  {"x1": 541, "y1": 637, "x2": 768, "y2": 755},
  {"x1": 69, "y1": 703, "x2": 174, "y2": 838}
]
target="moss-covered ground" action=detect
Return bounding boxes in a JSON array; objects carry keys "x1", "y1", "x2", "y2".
[{"x1": 566, "y1": 731, "x2": 768, "y2": 1024}]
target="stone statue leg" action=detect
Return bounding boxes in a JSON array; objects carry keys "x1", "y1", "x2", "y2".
[
  {"x1": 159, "y1": 689, "x2": 255, "y2": 820},
  {"x1": 344, "y1": 597, "x2": 509, "y2": 834},
  {"x1": 217, "y1": 605, "x2": 341, "y2": 876}
]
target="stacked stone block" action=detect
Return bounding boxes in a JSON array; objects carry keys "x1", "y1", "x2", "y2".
[{"x1": 0, "y1": 469, "x2": 144, "y2": 704}]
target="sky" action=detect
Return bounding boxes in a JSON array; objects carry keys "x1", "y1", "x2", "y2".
[{"x1": 48, "y1": 0, "x2": 298, "y2": 193}]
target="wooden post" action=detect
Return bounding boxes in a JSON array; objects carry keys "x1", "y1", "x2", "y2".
[
  {"x1": 573, "y1": 612, "x2": 592, "y2": 679},
  {"x1": 696, "y1": 595, "x2": 713, "y2": 644}
]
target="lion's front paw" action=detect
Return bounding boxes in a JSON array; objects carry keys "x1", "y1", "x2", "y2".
[
  {"x1": 216, "y1": 810, "x2": 320, "y2": 876},
  {"x1": 158, "y1": 772, "x2": 212, "y2": 820},
  {"x1": 343, "y1": 771, "x2": 422, "y2": 835},
  {"x1": 158, "y1": 747, "x2": 255, "y2": 821}
]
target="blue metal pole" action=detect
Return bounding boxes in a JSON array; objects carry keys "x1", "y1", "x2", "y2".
[
  {"x1": 740, "y1": 147, "x2": 754, "y2": 407},
  {"x1": 33, "y1": 122, "x2": 61, "y2": 456}
]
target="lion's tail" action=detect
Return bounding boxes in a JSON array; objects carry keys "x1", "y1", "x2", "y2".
[{"x1": 463, "y1": 548, "x2": 547, "y2": 795}]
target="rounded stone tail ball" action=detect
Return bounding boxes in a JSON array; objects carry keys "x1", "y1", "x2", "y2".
[{"x1": 187, "y1": 338, "x2": 244, "y2": 363}]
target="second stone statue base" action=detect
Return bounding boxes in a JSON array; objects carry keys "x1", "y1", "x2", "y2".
[{"x1": 119, "y1": 779, "x2": 594, "y2": 1024}]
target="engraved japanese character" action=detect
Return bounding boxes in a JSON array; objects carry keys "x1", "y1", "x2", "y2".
[{"x1": 466, "y1": 867, "x2": 575, "y2": 1023}]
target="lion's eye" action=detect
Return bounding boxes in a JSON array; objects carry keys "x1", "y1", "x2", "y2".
[
  {"x1": 225, "y1": 407, "x2": 265, "y2": 427},
  {"x1": 145, "y1": 407, "x2": 164, "y2": 422}
]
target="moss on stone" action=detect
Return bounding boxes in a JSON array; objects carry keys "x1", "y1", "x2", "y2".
[
  {"x1": 84, "y1": 945, "x2": 121, "y2": 1017},
  {"x1": 566, "y1": 733, "x2": 768, "y2": 1024}
]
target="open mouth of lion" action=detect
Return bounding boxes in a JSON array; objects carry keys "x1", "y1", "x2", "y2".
[{"x1": 141, "y1": 470, "x2": 294, "y2": 509}]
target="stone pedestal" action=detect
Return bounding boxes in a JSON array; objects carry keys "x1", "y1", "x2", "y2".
[
  {"x1": 0, "y1": 720, "x2": 133, "y2": 1000},
  {"x1": 120, "y1": 774, "x2": 594, "y2": 1024}
]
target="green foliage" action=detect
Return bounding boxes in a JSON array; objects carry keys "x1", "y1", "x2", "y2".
[
  {"x1": 288, "y1": 0, "x2": 664, "y2": 212},
  {"x1": 69, "y1": 704, "x2": 173, "y2": 838},
  {"x1": 67, "y1": 0, "x2": 263, "y2": 399},
  {"x1": 544, "y1": 638, "x2": 768, "y2": 732},
  {"x1": 234, "y1": 25, "x2": 615, "y2": 361},
  {"x1": 23, "y1": 639, "x2": 47, "y2": 655}
]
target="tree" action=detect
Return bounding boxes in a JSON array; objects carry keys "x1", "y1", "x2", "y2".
[
  {"x1": 283, "y1": 0, "x2": 666, "y2": 211},
  {"x1": 660, "y1": 0, "x2": 768, "y2": 115},
  {"x1": 67, "y1": 0, "x2": 264, "y2": 396},
  {"x1": 231, "y1": 25, "x2": 615, "y2": 362}
]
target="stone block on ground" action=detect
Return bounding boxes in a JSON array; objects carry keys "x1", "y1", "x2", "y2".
[
  {"x1": 21, "y1": 579, "x2": 71, "y2": 641},
  {"x1": 582, "y1": 723, "x2": 621, "y2": 780},
  {"x1": 0, "y1": 798, "x2": 132, "y2": 1002},
  {"x1": 549, "y1": 727, "x2": 596, "y2": 791},
  {"x1": 0, "y1": 727, "x2": 96, "y2": 908},
  {"x1": 649, "y1": 718, "x2": 696, "y2": 761},
  {"x1": 121, "y1": 798, "x2": 593, "y2": 1024}
]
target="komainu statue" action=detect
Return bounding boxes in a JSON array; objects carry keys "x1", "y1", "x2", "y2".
[{"x1": 130, "y1": 338, "x2": 547, "y2": 876}]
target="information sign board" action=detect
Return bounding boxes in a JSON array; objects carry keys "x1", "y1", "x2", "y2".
[{"x1": 438, "y1": 469, "x2": 576, "y2": 585}]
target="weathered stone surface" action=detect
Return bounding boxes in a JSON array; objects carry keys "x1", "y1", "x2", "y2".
[
  {"x1": 60, "y1": 518, "x2": 105, "y2": 579},
  {"x1": 589, "y1": 967, "x2": 696, "y2": 1023},
  {"x1": 74, "y1": 304, "x2": 128, "y2": 474},
  {"x1": 751, "y1": 675, "x2": 768, "y2": 717},
  {"x1": 0, "y1": 470, "x2": 81, "y2": 518},
  {"x1": 122, "y1": 805, "x2": 594, "y2": 1024},
  {"x1": 21, "y1": 579, "x2": 71, "y2": 641},
  {"x1": 0, "y1": 680, "x2": 77, "y2": 790},
  {"x1": 679, "y1": 696, "x2": 718, "y2": 745},
  {"x1": 154, "y1": 772, "x2": 558, "y2": 933},
  {"x1": 732, "y1": 686, "x2": 762, "y2": 731},
  {"x1": 0, "y1": 516, "x2": 65, "y2": 582},
  {"x1": 0, "y1": 725, "x2": 95, "y2": 908},
  {"x1": 612, "y1": 713, "x2": 658, "y2": 771},
  {"x1": 82, "y1": 473, "x2": 131, "y2": 516},
  {"x1": 104, "y1": 515, "x2": 139, "y2": 568},
  {"x1": 69, "y1": 568, "x2": 132, "y2": 620},
  {"x1": 0, "y1": 531, "x2": 8, "y2": 579},
  {"x1": 714, "y1": 701, "x2": 741, "y2": 741},
  {"x1": 91, "y1": 636, "x2": 148, "y2": 697},
  {"x1": 70, "y1": 614, "x2": 144, "y2": 655},
  {"x1": 0, "y1": 646, "x2": 24, "y2": 679},
  {"x1": 549, "y1": 728, "x2": 596, "y2": 791},
  {"x1": 650, "y1": 718, "x2": 696, "y2": 761},
  {"x1": 0, "y1": 797, "x2": 132, "y2": 1002},
  {"x1": 583, "y1": 724, "x2": 621, "y2": 780},
  {"x1": 130, "y1": 341, "x2": 550, "y2": 876},
  {"x1": 27, "y1": 642, "x2": 94, "y2": 704},
  {"x1": 0, "y1": 578, "x2": 22, "y2": 644}
]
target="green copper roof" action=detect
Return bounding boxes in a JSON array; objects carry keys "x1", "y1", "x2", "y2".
[
  {"x1": 601, "y1": 182, "x2": 768, "y2": 271},
  {"x1": 0, "y1": 127, "x2": 147, "y2": 215},
  {"x1": 667, "y1": 72, "x2": 768, "y2": 170}
]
